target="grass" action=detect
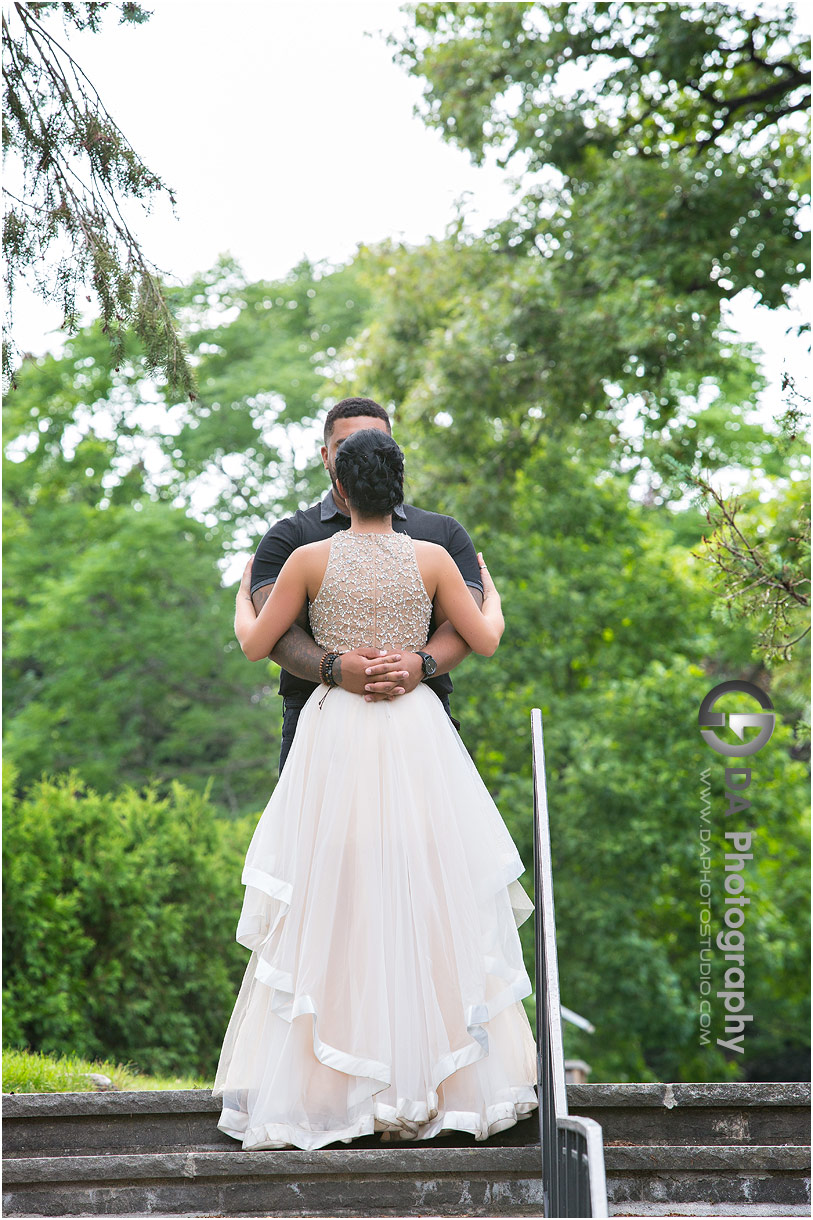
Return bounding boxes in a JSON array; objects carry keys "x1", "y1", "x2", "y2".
[{"x1": 2, "y1": 1047, "x2": 212, "y2": 1094}]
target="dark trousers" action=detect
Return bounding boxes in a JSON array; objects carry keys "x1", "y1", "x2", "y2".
[
  {"x1": 278, "y1": 689, "x2": 459, "y2": 777},
  {"x1": 279, "y1": 694, "x2": 308, "y2": 777}
]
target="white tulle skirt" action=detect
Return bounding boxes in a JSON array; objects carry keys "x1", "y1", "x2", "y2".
[{"x1": 212, "y1": 681, "x2": 539, "y2": 1150}]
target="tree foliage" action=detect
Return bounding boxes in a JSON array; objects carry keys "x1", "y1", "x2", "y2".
[
  {"x1": 2, "y1": 492, "x2": 281, "y2": 812},
  {"x1": 377, "y1": 0, "x2": 811, "y2": 664},
  {"x1": 2, "y1": 2, "x2": 195, "y2": 396},
  {"x1": 392, "y1": 2, "x2": 809, "y2": 313},
  {"x1": 444, "y1": 443, "x2": 809, "y2": 1080},
  {"x1": 395, "y1": 4, "x2": 810, "y2": 157},
  {"x1": 691, "y1": 466, "x2": 810, "y2": 664},
  {"x1": 385, "y1": 1, "x2": 810, "y2": 489}
]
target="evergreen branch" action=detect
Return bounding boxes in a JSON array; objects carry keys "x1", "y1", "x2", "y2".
[
  {"x1": 2, "y1": 2, "x2": 195, "y2": 397},
  {"x1": 781, "y1": 625, "x2": 811, "y2": 653},
  {"x1": 2, "y1": 186, "x2": 50, "y2": 212},
  {"x1": 9, "y1": 10, "x2": 160, "y2": 242},
  {"x1": 19, "y1": 3, "x2": 175, "y2": 209},
  {"x1": 18, "y1": 4, "x2": 166, "y2": 174},
  {"x1": 690, "y1": 471, "x2": 810, "y2": 663}
]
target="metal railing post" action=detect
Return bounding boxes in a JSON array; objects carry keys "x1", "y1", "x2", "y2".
[{"x1": 532, "y1": 708, "x2": 608, "y2": 1218}]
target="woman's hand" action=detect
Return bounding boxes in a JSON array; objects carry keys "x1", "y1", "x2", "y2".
[
  {"x1": 235, "y1": 557, "x2": 258, "y2": 630},
  {"x1": 477, "y1": 552, "x2": 498, "y2": 599},
  {"x1": 237, "y1": 557, "x2": 256, "y2": 616}
]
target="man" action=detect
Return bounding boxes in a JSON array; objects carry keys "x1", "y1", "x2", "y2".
[{"x1": 250, "y1": 397, "x2": 484, "y2": 774}]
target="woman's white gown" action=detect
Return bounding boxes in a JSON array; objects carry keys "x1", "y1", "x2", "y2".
[{"x1": 213, "y1": 530, "x2": 539, "y2": 1150}]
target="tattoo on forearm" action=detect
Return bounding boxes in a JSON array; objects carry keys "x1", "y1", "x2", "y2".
[
  {"x1": 332, "y1": 655, "x2": 342, "y2": 687},
  {"x1": 269, "y1": 626, "x2": 323, "y2": 683}
]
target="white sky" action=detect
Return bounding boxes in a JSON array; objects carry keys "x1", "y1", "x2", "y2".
[
  {"x1": 6, "y1": 0, "x2": 810, "y2": 509},
  {"x1": 11, "y1": 0, "x2": 524, "y2": 349}
]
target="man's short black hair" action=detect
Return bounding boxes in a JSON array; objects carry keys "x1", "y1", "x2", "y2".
[{"x1": 324, "y1": 397, "x2": 391, "y2": 443}]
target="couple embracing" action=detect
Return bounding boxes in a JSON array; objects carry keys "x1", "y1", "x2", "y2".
[{"x1": 213, "y1": 396, "x2": 539, "y2": 1151}]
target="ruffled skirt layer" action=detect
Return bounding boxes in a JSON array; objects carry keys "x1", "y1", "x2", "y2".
[{"x1": 212, "y1": 682, "x2": 538, "y2": 1150}]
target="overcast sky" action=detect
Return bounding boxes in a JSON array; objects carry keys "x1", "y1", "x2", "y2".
[
  {"x1": 12, "y1": 1, "x2": 522, "y2": 350},
  {"x1": 9, "y1": 0, "x2": 809, "y2": 417}
]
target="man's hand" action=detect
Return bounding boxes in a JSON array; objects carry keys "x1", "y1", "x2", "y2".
[
  {"x1": 361, "y1": 652, "x2": 423, "y2": 701},
  {"x1": 355, "y1": 586, "x2": 485, "y2": 702},
  {"x1": 334, "y1": 649, "x2": 409, "y2": 699}
]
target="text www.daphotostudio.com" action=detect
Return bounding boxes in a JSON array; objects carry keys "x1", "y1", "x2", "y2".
[{"x1": 697, "y1": 680, "x2": 776, "y2": 1053}]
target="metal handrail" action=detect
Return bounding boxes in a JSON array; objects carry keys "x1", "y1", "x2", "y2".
[
  {"x1": 561, "y1": 1006, "x2": 595, "y2": 1034},
  {"x1": 532, "y1": 707, "x2": 608, "y2": 1218}
]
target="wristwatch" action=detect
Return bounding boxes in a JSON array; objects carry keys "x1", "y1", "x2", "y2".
[{"x1": 416, "y1": 650, "x2": 437, "y2": 680}]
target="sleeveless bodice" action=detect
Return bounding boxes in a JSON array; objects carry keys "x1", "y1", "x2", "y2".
[{"x1": 308, "y1": 531, "x2": 432, "y2": 653}]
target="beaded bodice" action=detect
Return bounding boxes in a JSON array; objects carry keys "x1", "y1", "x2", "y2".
[{"x1": 308, "y1": 530, "x2": 433, "y2": 653}]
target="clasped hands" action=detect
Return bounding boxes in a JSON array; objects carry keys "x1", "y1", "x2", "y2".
[
  {"x1": 236, "y1": 556, "x2": 430, "y2": 701},
  {"x1": 338, "y1": 648, "x2": 425, "y2": 702}
]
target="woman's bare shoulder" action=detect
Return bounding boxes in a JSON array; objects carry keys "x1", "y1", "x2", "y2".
[
  {"x1": 296, "y1": 538, "x2": 332, "y2": 557},
  {"x1": 413, "y1": 538, "x2": 456, "y2": 574},
  {"x1": 412, "y1": 538, "x2": 449, "y2": 560},
  {"x1": 412, "y1": 540, "x2": 453, "y2": 595},
  {"x1": 277, "y1": 538, "x2": 330, "y2": 582}
]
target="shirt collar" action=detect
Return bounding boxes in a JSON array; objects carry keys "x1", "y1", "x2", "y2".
[{"x1": 320, "y1": 488, "x2": 407, "y2": 522}]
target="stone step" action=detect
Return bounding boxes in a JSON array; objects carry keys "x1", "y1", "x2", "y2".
[
  {"x1": 2, "y1": 1144, "x2": 810, "y2": 1216},
  {"x1": 603, "y1": 1143, "x2": 810, "y2": 1211},
  {"x1": 2, "y1": 1090, "x2": 536, "y2": 1158},
  {"x1": 82, "y1": 1210, "x2": 813, "y2": 1220},
  {"x1": 568, "y1": 1082, "x2": 811, "y2": 1148},
  {"x1": 4, "y1": 1144, "x2": 545, "y2": 1218},
  {"x1": 609, "y1": 1208, "x2": 813, "y2": 1218},
  {"x1": 4, "y1": 1084, "x2": 809, "y2": 1216},
  {"x1": 4, "y1": 1083, "x2": 809, "y2": 1158}
]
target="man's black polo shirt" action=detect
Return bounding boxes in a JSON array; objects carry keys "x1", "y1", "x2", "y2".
[{"x1": 250, "y1": 489, "x2": 484, "y2": 703}]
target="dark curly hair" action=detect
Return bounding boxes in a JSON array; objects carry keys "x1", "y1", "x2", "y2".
[
  {"x1": 334, "y1": 429, "x2": 404, "y2": 517},
  {"x1": 324, "y1": 397, "x2": 391, "y2": 443}
]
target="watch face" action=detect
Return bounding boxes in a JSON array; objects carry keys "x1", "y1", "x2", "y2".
[{"x1": 423, "y1": 654, "x2": 437, "y2": 677}]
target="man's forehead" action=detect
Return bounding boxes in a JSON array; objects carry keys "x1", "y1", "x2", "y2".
[{"x1": 329, "y1": 418, "x2": 391, "y2": 447}]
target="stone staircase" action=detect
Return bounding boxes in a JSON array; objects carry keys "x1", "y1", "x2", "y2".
[
  {"x1": 2, "y1": 1082, "x2": 809, "y2": 1217},
  {"x1": 569, "y1": 1082, "x2": 810, "y2": 1216}
]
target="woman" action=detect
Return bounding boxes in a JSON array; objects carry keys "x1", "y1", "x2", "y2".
[{"x1": 213, "y1": 428, "x2": 538, "y2": 1150}]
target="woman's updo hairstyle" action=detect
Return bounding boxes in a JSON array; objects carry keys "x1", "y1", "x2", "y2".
[{"x1": 334, "y1": 429, "x2": 405, "y2": 516}]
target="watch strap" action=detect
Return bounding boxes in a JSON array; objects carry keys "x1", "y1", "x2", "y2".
[{"x1": 416, "y1": 650, "x2": 436, "y2": 679}]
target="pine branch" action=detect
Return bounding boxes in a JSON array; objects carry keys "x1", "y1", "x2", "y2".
[
  {"x1": 690, "y1": 471, "x2": 810, "y2": 664},
  {"x1": 2, "y1": 2, "x2": 196, "y2": 398}
]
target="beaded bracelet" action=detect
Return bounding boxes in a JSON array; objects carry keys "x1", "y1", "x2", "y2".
[
  {"x1": 320, "y1": 651, "x2": 341, "y2": 687},
  {"x1": 325, "y1": 652, "x2": 341, "y2": 687}
]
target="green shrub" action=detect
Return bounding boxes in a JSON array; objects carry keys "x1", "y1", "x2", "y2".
[{"x1": 3, "y1": 763, "x2": 258, "y2": 1076}]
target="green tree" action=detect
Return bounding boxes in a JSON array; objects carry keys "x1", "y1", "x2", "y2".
[
  {"x1": 441, "y1": 442, "x2": 810, "y2": 1080},
  {"x1": 339, "y1": 231, "x2": 783, "y2": 508},
  {"x1": 158, "y1": 255, "x2": 373, "y2": 535},
  {"x1": 690, "y1": 465, "x2": 810, "y2": 666},
  {"x1": 391, "y1": 2, "x2": 809, "y2": 309},
  {"x1": 3, "y1": 254, "x2": 373, "y2": 547},
  {"x1": 385, "y1": 5, "x2": 809, "y2": 482},
  {"x1": 2, "y1": 483, "x2": 280, "y2": 813},
  {"x1": 378, "y1": 1, "x2": 811, "y2": 682},
  {"x1": 2, "y1": 1, "x2": 195, "y2": 396}
]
